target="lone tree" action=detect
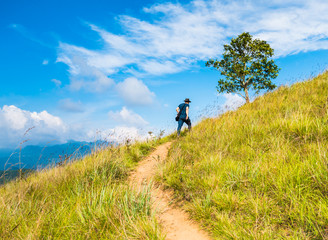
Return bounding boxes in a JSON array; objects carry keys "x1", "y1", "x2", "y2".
[{"x1": 206, "y1": 32, "x2": 280, "y2": 103}]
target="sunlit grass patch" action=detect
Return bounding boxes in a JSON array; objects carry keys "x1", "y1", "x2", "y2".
[
  {"x1": 0, "y1": 137, "x2": 170, "y2": 239},
  {"x1": 157, "y1": 71, "x2": 328, "y2": 239}
]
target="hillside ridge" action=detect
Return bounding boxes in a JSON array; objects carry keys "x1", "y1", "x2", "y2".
[
  {"x1": 156, "y1": 70, "x2": 328, "y2": 239},
  {"x1": 1, "y1": 71, "x2": 328, "y2": 239}
]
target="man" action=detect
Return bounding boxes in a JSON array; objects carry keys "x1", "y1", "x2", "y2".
[{"x1": 176, "y1": 98, "x2": 192, "y2": 136}]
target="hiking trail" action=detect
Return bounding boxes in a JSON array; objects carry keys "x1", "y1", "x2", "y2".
[{"x1": 129, "y1": 142, "x2": 211, "y2": 240}]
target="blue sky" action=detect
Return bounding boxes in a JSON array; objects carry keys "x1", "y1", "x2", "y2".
[{"x1": 1, "y1": 0, "x2": 328, "y2": 148}]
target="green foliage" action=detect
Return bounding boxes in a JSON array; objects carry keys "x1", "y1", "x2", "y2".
[
  {"x1": 157, "y1": 71, "x2": 328, "y2": 239},
  {"x1": 206, "y1": 32, "x2": 280, "y2": 103},
  {"x1": 0, "y1": 139, "x2": 167, "y2": 239}
]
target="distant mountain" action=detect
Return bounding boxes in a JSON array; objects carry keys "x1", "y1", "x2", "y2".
[
  {"x1": 0, "y1": 140, "x2": 113, "y2": 170},
  {"x1": 0, "y1": 169, "x2": 33, "y2": 185}
]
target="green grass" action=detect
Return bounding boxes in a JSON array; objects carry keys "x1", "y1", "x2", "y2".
[
  {"x1": 3, "y1": 71, "x2": 328, "y2": 239},
  {"x1": 0, "y1": 137, "x2": 172, "y2": 239},
  {"x1": 156, "y1": 71, "x2": 328, "y2": 239}
]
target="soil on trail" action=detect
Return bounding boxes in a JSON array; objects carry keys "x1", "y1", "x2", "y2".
[{"x1": 129, "y1": 142, "x2": 211, "y2": 240}]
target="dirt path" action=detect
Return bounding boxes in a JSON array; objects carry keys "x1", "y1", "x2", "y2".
[{"x1": 129, "y1": 142, "x2": 211, "y2": 240}]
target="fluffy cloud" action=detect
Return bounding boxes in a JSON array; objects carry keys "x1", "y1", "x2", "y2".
[
  {"x1": 56, "y1": 0, "x2": 328, "y2": 103},
  {"x1": 116, "y1": 77, "x2": 155, "y2": 105},
  {"x1": 248, "y1": 0, "x2": 328, "y2": 56},
  {"x1": 0, "y1": 105, "x2": 68, "y2": 148},
  {"x1": 57, "y1": 44, "x2": 114, "y2": 92},
  {"x1": 58, "y1": 0, "x2": 328, "y2": 73},
  {"x1": 140, "y1": 0, "x2": 328, "y2": 57},
  {"x1": 222, "y1": 94, "x2": 245, "y2": 112},
  {"x1": 138, "y1": 60, "x2": 184, "y2": 75},
  {"x1": 108, "y1": 106, "x2": 148, "y2": 127},
  {"x1": 199, "y1": 93, "x2": 245, "y2": 119},
  {"x1": 58, "y1": 99, "x2": 84, "y2": 113},
  {"x1": 0, "y1": 105, "x2": 150, "y2": 148}
]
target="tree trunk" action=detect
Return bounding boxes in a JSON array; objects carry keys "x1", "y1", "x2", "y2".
[{"x1": 244, "y1": 88, "x2": 250, "y2": 103}]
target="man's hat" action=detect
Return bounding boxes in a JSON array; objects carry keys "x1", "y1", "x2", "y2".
[{"x1": 184, "y1": 98, "x2": 191, "y2": 102}]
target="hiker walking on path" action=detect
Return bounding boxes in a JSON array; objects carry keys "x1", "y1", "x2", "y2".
[{"x1": 176, "y1": 98, "x2": 192, "y2": 136}]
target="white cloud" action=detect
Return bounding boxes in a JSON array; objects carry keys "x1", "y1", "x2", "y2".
[
  {"x1": 108, "y1": 106, "x2": 148, "y2": 127},
  {"x1": 116, "y1": 77, "x2": 155, "y2": 105},
  {"x1": 138, "y1": 60, "x2": 184, "y2": 75},
  {"x1": 249, "y1": 0, "x2": 328, "y2": 56},
  {"x1": 87, "y1": 126, "x2": 147, "y2": 144},
  {"x1": 222, "y1": 93, "x2": 245, "y2": 111},
  {"x1": 0, "y1": 105, "x2": 68, "y2": 148},
  {"x1": 57, "y1": 43, "x2": 114, "y2": 92},
  {"x1": 199, "y1": 93, "x2": 245, "y2": 119},
  {"x1": 51, "y1": 79, "x2": 62, "y2": 87},
  {"x1": 0, "y1": 105, "x2": 151, "y2": 149},
  {"x1": 42, "y1": 59, "x2": 49, "y2": 65},
  {"x1": 56, "y1": 0, "x2": 328, "y2": 95},
  {"x1": 58, "y1": 99, "x2": 84, "y2": 113}
]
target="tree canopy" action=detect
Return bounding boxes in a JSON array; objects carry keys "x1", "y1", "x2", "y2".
[{"x1": 206, "y1": 32, "x2": 280, "y2": 103}]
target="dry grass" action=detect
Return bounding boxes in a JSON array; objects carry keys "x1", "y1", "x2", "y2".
[
  {"x1": 2, "y1": 71, "x2": 328, "y2": 239},
  {"x1": 0, "y1": 138, "x2": 172, "y2": 239},
  {"x1": 157, "y1": 71, "x2": 328, "y2": 239}
]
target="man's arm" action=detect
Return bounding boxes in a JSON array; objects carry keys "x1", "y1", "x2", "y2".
[
  {"x1": 176, "y1": 107, "x2": 180, "y2": 113},
  {"x1": 186, "y1": 107, "x2": 189, "y2": 119}
]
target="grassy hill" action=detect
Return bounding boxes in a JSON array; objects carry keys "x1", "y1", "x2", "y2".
[
  {"x1": 156, "y1": 71, "x2": 328, "y2": 239},
  {"x1": 0, "y1": 139, "x2": 170, "y2": 239},
  {"x1": 1, "y1": 71, "x2": 328, "y2": 239}
]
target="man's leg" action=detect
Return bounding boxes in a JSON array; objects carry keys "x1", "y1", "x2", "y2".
[
  {"x1": 177, "y1": 119, "x2": 184, "y2": 136},
  {"x1": 186, "y1": 118, "x2": 192, "y2": 132}
]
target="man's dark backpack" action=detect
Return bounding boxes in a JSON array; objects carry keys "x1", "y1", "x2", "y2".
[{"x1": 175, "y1": 104, "x2": 186, "y2": 121}]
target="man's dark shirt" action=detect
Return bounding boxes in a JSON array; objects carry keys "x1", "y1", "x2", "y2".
[{"x1": 178, "y1": 103, "x2": 189, "y2": 119}]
